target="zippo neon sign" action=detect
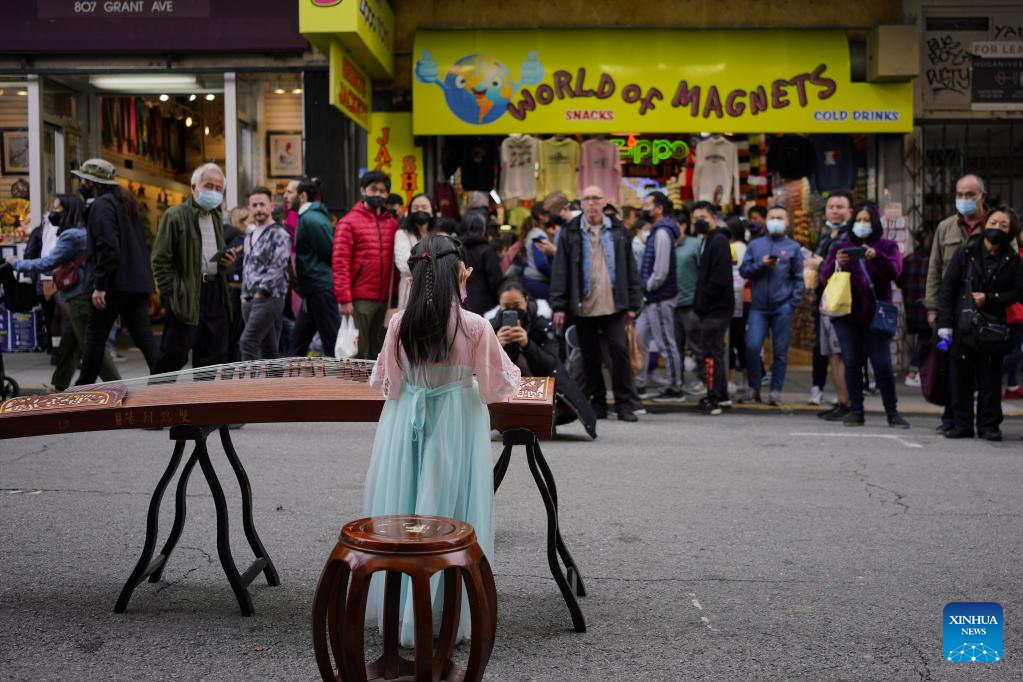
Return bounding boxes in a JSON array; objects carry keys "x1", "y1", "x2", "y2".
[{"x1": 612, "y1": 135, "x2": 689, "y2": 164}]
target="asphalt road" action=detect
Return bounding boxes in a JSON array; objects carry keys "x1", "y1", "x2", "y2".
[{"x1": 2, "y1": 407, "x2": 1022, "y2": 680}]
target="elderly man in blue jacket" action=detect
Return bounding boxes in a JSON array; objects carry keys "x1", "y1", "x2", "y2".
[{"x1": 739, "y1": 206, "x2": 805, "y2": 404}]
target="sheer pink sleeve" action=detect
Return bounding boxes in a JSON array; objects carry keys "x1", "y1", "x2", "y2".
[
  {"x1": 471, "y1": 315, "x2": 522, "y2": 404},
  {"x1": 370, "y1": 312, "x2": 404, "y2": 399}
]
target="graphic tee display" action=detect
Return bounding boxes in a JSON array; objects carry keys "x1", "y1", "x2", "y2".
[
  {"x1": 500, "y1": 134, "x2": 540, "y2": 200},
  {"x1": 692, "y1": 136, "x2": 740, "y2": 206},
  {"x1": 812, "y1": 134, "x2": 857, "y2": 191},
  {"x1": 577, "y1": 138, "x2": 622, "y2": 203},
  {"x1": 538, "y1": 137, "x2": 581, "y2": 200}
]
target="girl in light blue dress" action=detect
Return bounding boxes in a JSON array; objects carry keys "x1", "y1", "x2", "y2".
[{"x1": 364, "y1": 234, "x2": 521, "y2": 645}]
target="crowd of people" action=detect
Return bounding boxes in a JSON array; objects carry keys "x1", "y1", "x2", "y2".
[{"x1": 4, "y1": 160, "x2": 1022, "y2": 441}]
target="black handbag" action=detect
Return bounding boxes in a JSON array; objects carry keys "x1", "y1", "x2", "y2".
[
  {"x1": 859, "y1": 261, "x2": 898, "y2": 338},
  {"x1": 956, "y1": 257, "x2": 1010, "y2": 354}
]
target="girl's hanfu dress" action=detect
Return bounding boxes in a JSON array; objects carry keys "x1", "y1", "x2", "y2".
[{"x1": 364, "y1": 306, "x2": 522, "y2": 645}]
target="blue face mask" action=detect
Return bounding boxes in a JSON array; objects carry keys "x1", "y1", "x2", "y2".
[
  {"x1": 196, "y1": 190, "x2": 223, "y2": 211},
  {"x1": 766, "y1": 219, "x2": 786, "y2": 236},
  {"x1": 852, "y1": 222, "x2": 873, "y2": 239},
  {"x1": 956, "y1": 198, "x2": 978, "y2": 216}
]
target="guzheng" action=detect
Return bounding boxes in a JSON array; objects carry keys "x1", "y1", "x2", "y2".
[{"x1": 0, "y1": 357, "x2": 556, "y2": 440}]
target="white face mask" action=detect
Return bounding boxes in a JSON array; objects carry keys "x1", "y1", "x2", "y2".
[
  {"x1": 852, "y1": 222, "x2": 873, "y2": 239},
  {"x1": 766, "y1": 219, "x2": 786, "y2": 236}
]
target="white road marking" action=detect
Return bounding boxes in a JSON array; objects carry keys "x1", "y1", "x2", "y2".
[
  {"x1": 692, "y1": 598, "x2": 702, "y2": 610},
  {"x1": 791, "y1": 432, "x2": 923, "y2": 449}
]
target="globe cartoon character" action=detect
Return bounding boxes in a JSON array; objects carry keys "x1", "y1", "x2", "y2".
[{"x1": 416, "y1": 50, "x2": 544, "y2": 125}]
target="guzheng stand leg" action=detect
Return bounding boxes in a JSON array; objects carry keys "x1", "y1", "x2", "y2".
[
  {"x1": 114, "y1": 424, "x2": 277, "y2": 616},
  {"x1": 494, "y1": 428, "x2": 587, "y2": 633}
]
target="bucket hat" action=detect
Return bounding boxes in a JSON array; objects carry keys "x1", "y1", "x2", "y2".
[{"x1": 71, "y1": 158, "x2": 118, "y2": 185}]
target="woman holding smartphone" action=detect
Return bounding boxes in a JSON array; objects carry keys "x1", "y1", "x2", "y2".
[{"x1": 821, "y1": 202, "x2": 908, "y2": 428}]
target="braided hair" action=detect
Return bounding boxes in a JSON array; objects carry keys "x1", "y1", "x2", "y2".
[{"x1": 397, "y1": 233, "x2": 466, "y2": 364}]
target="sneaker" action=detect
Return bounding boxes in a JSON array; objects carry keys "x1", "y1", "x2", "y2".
[
  {"x1": 736, "y1": 387, "x2": 760, "y2": 403},
  {"x1": 634, "y1": 407, "x2": 648, "y2": 416},
  {"x1": 887, "y1": 413, "x2": 910, "y2": 429},
  {"x1": 616, "y1": 407, "x2": 638, "y2": 422},
  {"x1": 808, "y1": 386, "x2": 824, "y2": 405},
  {"x1": 843, "y1": 412, "x2": 865, "y2": 427},
  {"x1": 944, "y1": 427, "x2": 974, "y2": 439},
  {"x1": 651, "y1": 388, "x2": 685, "y2": 403},
  {"x1": 761, "y1": 371, "x2": 771, "y2": 386},
  {"x1": 718, "y1": 399, "x2": 733, "y2": 409},
  {"x1": 727, "y1": 381, "x2": 737, "y2": 396},
  {"x1": 980, "y1": 429, "x2": 1003, "y2": 442},
  {"x1": 636, "y1": 386, "x2": 653, "y2": 400},
  {"x1": 768, "y1": 390, "x2": 781, "y2": 405},
  {"x1": 823, "y1": 405, "x2": 852, "y2": 422},
  {"x1": 683, "y1": 380, "x2": 706, "y2": 396},
  {"x1": 697, "y1": 397, "x2": 722, "y2": 415},
  {"x1": 904, "y1": 375, "x2": 921, "y2": 388},
  {"x1": 817, "y1": 404, "x2": 842, "y2": 419},
  {"x1": 1002, "y1": 386, "x2": 1023, "y2": 400}
]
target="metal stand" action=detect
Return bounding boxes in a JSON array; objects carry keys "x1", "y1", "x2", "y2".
[
  {"x1": 493, "y1": 428, "x2": 587, "y2": 633},
  {"x1": 114, "y1": 425, "x2": 279, "y2": 616}
]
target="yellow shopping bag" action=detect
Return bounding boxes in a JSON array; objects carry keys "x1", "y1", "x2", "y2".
[{"x1": 820, "y1": 271, "x2": 852, "y2": 317}]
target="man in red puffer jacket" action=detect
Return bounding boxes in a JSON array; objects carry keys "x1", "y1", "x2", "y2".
[{"x1": 333, "y1": 170, "x2": 398, "y2": 359}]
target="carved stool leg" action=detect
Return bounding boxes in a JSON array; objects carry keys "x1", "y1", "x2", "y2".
[
  {"x1": 492, "y1": 442, "x2": 514, "y2": 493},
  {"x1": 433, "y1": 567, "x2": 462, "y2": 680},
  {"x1": 219, "y1": 426, "x2": 279, "y2": 586},
  {"x1": 411, "y1": 574, "x2": 434, "y2": 682},
  {"x1": 114, "y1": 439, "x2": 187, "y2": 613},
  {"x1": 460, "y1": 564, "x2": 496, "y2": 682},
  {"x1": 313, "y1": 558, "x2": 344, "y2": 682},
  {"x1": 381, "y1": 570, "x2": 404, "y2": 679},
  {"x1": 148, "y1": 449, "x2": 199, "y2": 583},
  {"x1": 196, "y1": 436, "x2": 253, "y2": 616},
  {"x1": 326, "y1": 558, "x2": 352, "y2": 681},
  {"x1": 340, "y1": 566, "x2": 371, "y2": 682}
]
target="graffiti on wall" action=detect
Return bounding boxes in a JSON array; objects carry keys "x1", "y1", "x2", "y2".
[{"x1": 925, "y1": 34, "x2": 971, "y2": 96}]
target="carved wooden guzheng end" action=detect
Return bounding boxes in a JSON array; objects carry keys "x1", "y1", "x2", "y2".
[{"x1": 0, "y1": 357, "x2": 556, "y2": 440}]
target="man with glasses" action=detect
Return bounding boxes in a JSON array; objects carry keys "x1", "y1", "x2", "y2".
[{"x1": 550, "y1": 185, "x2": 643, "y2": 422}]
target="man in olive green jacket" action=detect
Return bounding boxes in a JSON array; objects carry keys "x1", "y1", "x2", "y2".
[
  {"x1": 923, "y1": 173, "x2": 987, "y2": 433},
  {"x1": 152, "y1": 163, "x2": 237, "y2": 374}
]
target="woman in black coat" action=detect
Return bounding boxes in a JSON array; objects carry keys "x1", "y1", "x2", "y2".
[
  {"x1": 937, "y1": 206, "x2": 1023, "y2": 441},
  {"x1": 458, "y1": 210, "x2": 504, "y2": 315}
]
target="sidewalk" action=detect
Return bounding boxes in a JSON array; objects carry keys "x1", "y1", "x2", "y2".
[{"x1": 6, "y1": 346, "x2": 1023, "y2": 418}]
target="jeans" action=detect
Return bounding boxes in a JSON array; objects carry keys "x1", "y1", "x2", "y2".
[
  {"x1": 353, "y1": 299, "x2": 388, "y2": 360},
  {"x1": 699, "y1": 315, "x2": 731, "y2": 402},
  {"x1": 290, "y1": 289, "x2": 341, "y2": 357},
  {"x1": 52, "y1": 295, "x2": 121, "y2": 390},
  {"x1": 637, "y1": 299, "x2": 681, "y2": 390},
  {"x1": 673, "y1": 305, "x2": 705, "y2": 382},
  {"x1": 240, "y1": 296, "x2": 285, "y2": 361},
  {"x1": 77, "y1": 291, "x2": 160, "y2": 385},
  {"x1": 832, "y1": 317, "x2": 898, "y2": 416},
  {"x1": 746, "y1": 304, "x2": 794, "y2": 392},
  {"x1": 575, "y1": 312, "x2": 634, "y2": 411},
  {"x1": 153, "y1": 280, "x2": 230, "y2": 375}
]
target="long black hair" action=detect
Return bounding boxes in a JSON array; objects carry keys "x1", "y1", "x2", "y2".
[
  {"x1": 401, "y1": 192, "x2": 435, "y2": 239},
  {"x1": 55, "y1": 194, "x2": 86, "y2": 233},
  {"x1": 397, "y1": 233, "x2": 466, "y2": 364}
]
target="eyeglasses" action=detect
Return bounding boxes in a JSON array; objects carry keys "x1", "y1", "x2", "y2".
[{"x1": 582, "y1": 195, "x2": 604, "y2": 202}]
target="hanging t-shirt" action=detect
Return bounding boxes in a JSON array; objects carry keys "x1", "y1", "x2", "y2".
[
  {"x1": 812, "y1": 134, "x2": 857, "y2": 191},
  {"x1": 537, "y1": 137, "x2": 580, "y2": 200},
  {"x1": 577, "y1": 138, "x2": 622, "y2": 203},
  {"x1": 433, "y1": 181, "x2": 461, "y2": 221},
  {"x1": 767, "y1": 134, "x2": 816, "y2": 181},
  {"x1": 692, "y1": 136, "x2": 740, "y2": 206},
  {"x1": 460, "y1": 136, "x2": 499, "y2": 191},
  {"x1": 499, "y1": 134, "x2": 539, "y2": 200}
]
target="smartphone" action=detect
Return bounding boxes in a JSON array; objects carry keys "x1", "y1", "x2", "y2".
[
  {"x1": 532, "y1": 236, "x2": 546, "y2": 243},
  {"x1": 501, "y1": 309, "x2": 519, "y2": 328},
  {"x1": 210, "y1": 247, "x2": 233, "y2": 263},
  {"x1": 842, "y1": 246, "x2": 867, "y2": 260}
]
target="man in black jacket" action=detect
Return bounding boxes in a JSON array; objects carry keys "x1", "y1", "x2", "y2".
[
  {"x1": 73, "y1": 159, "x2": 161, "y2": 385},
  {"x1": 550, "y1": 184, "x2": 643, "y2": 422},
  {"x1": 693, "y1": 207, "x2": 734, "y2": 415}
]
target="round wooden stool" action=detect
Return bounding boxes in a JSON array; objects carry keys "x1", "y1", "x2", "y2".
[{"x1": 312, "y1": 515, "x2": 497, "y2": 682}]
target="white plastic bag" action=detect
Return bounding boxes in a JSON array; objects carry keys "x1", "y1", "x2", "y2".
[{"x1": 335, "y1": 316, "x2": 358, "y2": 359}]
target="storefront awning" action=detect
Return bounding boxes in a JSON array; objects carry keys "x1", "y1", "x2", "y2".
[
  {"x1": 411, "y1": 30, "x2": 914, "y2": 136},
  {"x1": 299, "y1": 0, "x2": 394, "y2": 79}
]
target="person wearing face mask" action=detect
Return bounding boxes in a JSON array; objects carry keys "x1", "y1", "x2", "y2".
[
  {"x1": 488, "y1": 279, "x2": 597, "y2": 438},
  {"x1": 693, "y1": 204, "x2": 734, "y2": 415},
  {"x1": 821, "y1": 203, "x2": 908, "y2": 428},
  {"x1": 393, "y1": 193, "x2": 436, "y2": 310},
  {"x1": 285, "y1": 176, "x2": 341, "y2": 357},
  {"x1": 746, "y1": 205, "x2": 768, "y2": 241},
  {"x1": 672, "y1": 203, "x2": 712, "y2": 394},
  {"x1": 925, "y1": 174, "x2": 988, "y2": 434},
  {"x1": 72, "y1": 159, "x2": 161, "y2": 385},
  {"x1": 810, "y1": 190, "x2": 854, "y2": 415},
  {"x1": 936, "y1": 207, "x2": 1023, "y2": 441},
  {"x1": 151, "y1": 162, "x2": 237, "y2": 376},
  {"x1": 332, "y1": 170, "x2": 399, "y2": 360},
  {"x1": 739, "y1": 206, "x2": 805, "y2": 404}
]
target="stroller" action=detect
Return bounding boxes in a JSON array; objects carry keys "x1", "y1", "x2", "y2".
[{"x1": 0, "y1": 261, "x2": 33, "y2": 399}]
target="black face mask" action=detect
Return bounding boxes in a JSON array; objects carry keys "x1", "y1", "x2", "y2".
[
  {"x1": 694, "y1": 219, "x2": 711, "y2": 235},
  {"x1": 411, "y1": 211, "x2": 431, "y2": 226},
  {"x1": 640, "y1": 210, "x2": 654, "y2": 223},
  {"x1": 364, "y1": 195, "x2": 385, "y2": 211},
  {"x1": 49, "y1": 212, "x2": 63, "y2": 227},
  {"x1": 985, "y1": 228, "x2": 1008, "y2": 247},
  {"x1": 547, "y1": 215, "x2": 564, "y2": 228},
  {"x1": 78, "y1": 185, "x2": 93, "y2": 201}
]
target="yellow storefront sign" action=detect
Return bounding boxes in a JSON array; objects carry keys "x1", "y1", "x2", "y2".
[
  {"x1": 329, "y1": 41, "x2": 372, "y2": 131},
  {"x1": 300, "y1": 0, "x2": 394, "y2": 78},
  {"x1": 412, "y1": 30, "x2": 913, "y2": 135},
  {"x1": 369, "y1": 112, "x2": 424, "y2": 204}
]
